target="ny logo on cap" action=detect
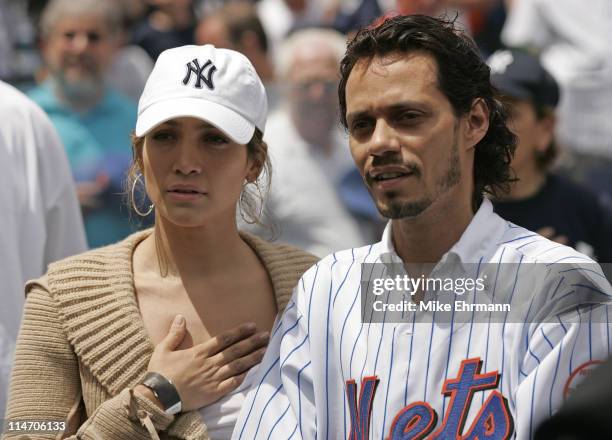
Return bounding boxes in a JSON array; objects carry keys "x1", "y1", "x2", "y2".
[
  {"x1": 488, "y1": 50, "x2": 514, "y2": 75},
  {"x1": 183, "y1": 58, "x2": 217, "y2": 90}
]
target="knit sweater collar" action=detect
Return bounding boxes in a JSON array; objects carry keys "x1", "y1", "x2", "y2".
[{"x1": 44, "y1": 228, "x2": 314, "y2": 438}]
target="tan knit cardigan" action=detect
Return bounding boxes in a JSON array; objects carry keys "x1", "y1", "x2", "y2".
[{"x1": 3, "y1": 229, "x2": 318, "y2": 440}]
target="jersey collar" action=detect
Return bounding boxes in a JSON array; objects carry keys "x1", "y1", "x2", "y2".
[{"x1": 379, "y1": 198, "x2": 507, "y2": 265}]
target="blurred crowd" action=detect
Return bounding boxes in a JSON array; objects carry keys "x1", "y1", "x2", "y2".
[{"x1": 0, "y1": 0, "x2": 611, "y2": 420}]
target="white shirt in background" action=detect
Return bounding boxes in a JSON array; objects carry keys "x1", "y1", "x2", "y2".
[
  {"x1": 239, "y1": 110, "x2": 366, "y2": 257},
  {"x1": 0, "y1": 80, "x2": 87, "y2": 416},
  {"x1": 502, "y1": 0, "x2": 612, "y2": 156}
]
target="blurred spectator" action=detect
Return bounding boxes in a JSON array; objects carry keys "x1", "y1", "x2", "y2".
[
  {"x1": 195, "y1": 1, "x2": 277, "y2": 107},
  {"x1": 0, "y1": 79, "x2": 86, "y2": 417},
  {"x1": 256, "y1": 0, "x2": 333, "y2": 56},
  {"x1": 28, "y1": 0, "x2": 140, "y2": 248},
  {"x1": 488, "y1": 49, "x2": 612, "y2": 262},
  {"x1": 241, "y1": 28, "x2": 366, "y2": 257},
  {"x1": 366, "y1": 0, "x2": 508, "y2": 57},
  {"x1": 105, "y1": 0, "x2": 154, "y2": 102},
  {"x1": 274, "y1": 28, "x2": 354, "y2": 182},
  {"x1": 465, "y1": 0, "x2": 507, "y2": 56},
  {"x1": 0, "y1": 0, "x2": 39, "y2": 84},
  {"x1": 105, "y1": 43, "x2": 153, "y2": 103},
  {"x1": 502, "y1": 0, "x2": 612, "y2": 200},
  {"x1": 131, "y1": 0, "x2": 196, "y2": 61},
  {"x1": 330, "y1": 0, "x2": 382, "y2": 34}
]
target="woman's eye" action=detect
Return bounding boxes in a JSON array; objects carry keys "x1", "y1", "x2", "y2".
[
  {"x1": 151, "y1": 131, "x2": 175, "y2": 142},
  {"x1": 203, "y1": 134, "x2": 230, "y2": 147}
]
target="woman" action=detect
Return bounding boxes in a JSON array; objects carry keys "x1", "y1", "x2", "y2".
[{"x1": 3, "y1": 45, "x2": 317, "y2": 439}]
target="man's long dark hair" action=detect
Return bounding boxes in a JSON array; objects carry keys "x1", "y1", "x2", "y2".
[{"x1": 338, "y1": 14, "x2": 517, "y2": 208}]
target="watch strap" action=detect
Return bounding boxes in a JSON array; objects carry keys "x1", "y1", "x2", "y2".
[{"x1": 140, "y1": 372, "x2": 182, "y2": 415}]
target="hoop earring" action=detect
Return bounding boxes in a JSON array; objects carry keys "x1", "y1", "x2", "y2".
[
  {"x1": 254, "y1": 180, "x2": 264, "y2": 219},
  {"x1": 131, "y1": 174, "x2": 154, "y2": 217},
  {"x1": 238, "y1": 180, "x2": 264, "y2": 224}
]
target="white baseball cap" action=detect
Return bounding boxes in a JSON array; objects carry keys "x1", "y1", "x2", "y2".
[{"x1": 135, "y1": 44, "x2": 267, "y2": 144}]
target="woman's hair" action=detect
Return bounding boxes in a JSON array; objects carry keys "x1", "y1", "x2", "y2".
[
  {"x1": 338, "y1": 14, "x2": 518, "y2": 209},
  {"x1": 125, "y1": 128, "x2": 271, "y2": 275}
]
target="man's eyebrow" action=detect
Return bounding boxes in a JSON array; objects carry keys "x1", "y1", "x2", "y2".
[
  {"x1": 387, "y1": 101, "x2": 430, "y2": 112},
  {"x1": 346, "y1": 101, "x2": 431, "y2": 123},
  {"x1": 345, "y1": 110, "x2": 371, "y2": 124}
]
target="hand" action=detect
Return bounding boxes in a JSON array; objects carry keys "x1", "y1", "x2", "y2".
[
  {"x1": 140, "y1": 315, "x2": 269, "y2": 412},
  {"x1": 77, "y1": 173, "x2": 110, "y2": 210},
  {"x1": 537, "y1": 227, "x2": 569, "y2": 245}
]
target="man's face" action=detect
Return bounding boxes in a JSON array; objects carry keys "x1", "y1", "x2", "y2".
[
  {"x1": 345, "y1": 52, "x2": 478, "y2": 219},
  {"x1": 505, "y1": 98, "x2": 553, "y2": 174},
  {"x1": 195, "y1": 16, "x2": 233, "y2": 49},
  {"x1": 42, "y1": 16, "x2": 116, "y2": 91},
  {"x1": 287, "y1": 46, "x2": 339, "y2": 139}
]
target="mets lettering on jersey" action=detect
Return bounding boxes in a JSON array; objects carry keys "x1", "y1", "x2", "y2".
[
  {"x1": 233, "y1": 200, "x2": 612, "y2": 440},
  {"x1": 346, "y1": 358, "x2": 513, "y2": 439}
]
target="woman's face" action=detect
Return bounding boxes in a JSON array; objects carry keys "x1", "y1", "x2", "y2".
[{"x1": 141, "y1": 117, "x2": 255, "y2": 227}]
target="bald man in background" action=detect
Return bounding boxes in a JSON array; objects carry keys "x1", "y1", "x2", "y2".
[{"x1": 239, "y1": 28, "x2": 367, "y2": 256}]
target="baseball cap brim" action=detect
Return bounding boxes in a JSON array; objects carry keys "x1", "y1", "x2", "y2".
[
  {"x1": 491, "y1": 74, "x2": 532, "y2": 101},
  {"x1": 135, "y1": 97, "x2": 255, "y2": 144}
]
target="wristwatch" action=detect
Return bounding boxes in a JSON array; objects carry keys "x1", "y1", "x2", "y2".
[{"x1": 140, "y1": 372, "x2": 182, "y2": 415}]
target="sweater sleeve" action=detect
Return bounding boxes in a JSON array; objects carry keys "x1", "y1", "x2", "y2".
[{"x1": 2, "y1": 285, "x2": 174, "y2": 440}]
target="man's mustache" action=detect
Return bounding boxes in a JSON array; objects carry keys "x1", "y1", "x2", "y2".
[
  {"x1": 371, "y1": 155, "x2": 422, "y2": 176},
  {"x1": 63, "y1": 55, "x2": 97, "y2": 71},
  {"x1": 365, "y1": 155, "x2": 422, "y2": 184}
]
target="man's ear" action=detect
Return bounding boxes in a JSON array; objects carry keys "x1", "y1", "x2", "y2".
[
  {"x1": 535, "y1": 113, "x2": 556, "y2": 153},
  {"x1": 464, "y1": 98, "x2": 490, "y2": 151}
]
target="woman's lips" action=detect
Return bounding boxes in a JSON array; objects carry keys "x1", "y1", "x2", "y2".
[{"x1": 166, "y1": 189, "x2": 206, "y2": 201}]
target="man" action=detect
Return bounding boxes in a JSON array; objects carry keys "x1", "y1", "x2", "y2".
[
  {"x1": 131, "y1": 0, "x2": 196, "y2": 62},
  {"x1": 195, "y1": 1, "x2": 274, "y2": 85},
  {"x1": 241, "y1": 28, "x2": 366, "y2": 257},
  {"x1": 195, "y1": 1, "x2": 278, "y2": 110},
  {"x1": 233, "y1": 15, "x2": 612, "y2": 439},
  {"x1": 255, "y1": 0, "x2": 330, "y2": 56},
  {"x1": 0, "y1": 79, "x2": 86, "y2": 418},
  {"x1": 502, "y1": 0, "x2": 612, "y2": 201},
  {"x1": 29, "y1": 0, "x2": 138, "y2": 247},
  {"x1": 489, "y1": 49, "x2": 612, "y2": 262}
]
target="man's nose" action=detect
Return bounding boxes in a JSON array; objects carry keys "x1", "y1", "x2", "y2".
[
  {"x1": 71, "y1": 33, "x2": 92, "y2": 53},
  {"x1": 367, "y1": 119, "x2": 401, "y2": 156},
  {"x1": 307, "y1": 82, "x2": 326, "y2": 100}
]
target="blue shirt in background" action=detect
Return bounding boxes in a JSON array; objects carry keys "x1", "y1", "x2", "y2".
[{"x1": 28, "y1": 81, "x2": 142, "y2": 248}]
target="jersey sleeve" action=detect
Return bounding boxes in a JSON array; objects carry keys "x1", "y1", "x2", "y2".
[{"x1": 513, "y1": 265, "x2": 612, "y2": 439}]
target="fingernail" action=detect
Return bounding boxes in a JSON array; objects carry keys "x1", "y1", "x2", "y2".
[
  {"x1": 244, "y1": 322, "x2": 256, "y2": 331},
  {"x1": 174, "y1": 315, "x2": 185, "y2": 326},
  {"x1": 259, "y1": 331, "x2": 270, "y2": 340}
]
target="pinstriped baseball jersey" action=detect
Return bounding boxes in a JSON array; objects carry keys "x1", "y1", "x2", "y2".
[{"x1": 232, "y1": 199, "x2": 612, "y2": 440}]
